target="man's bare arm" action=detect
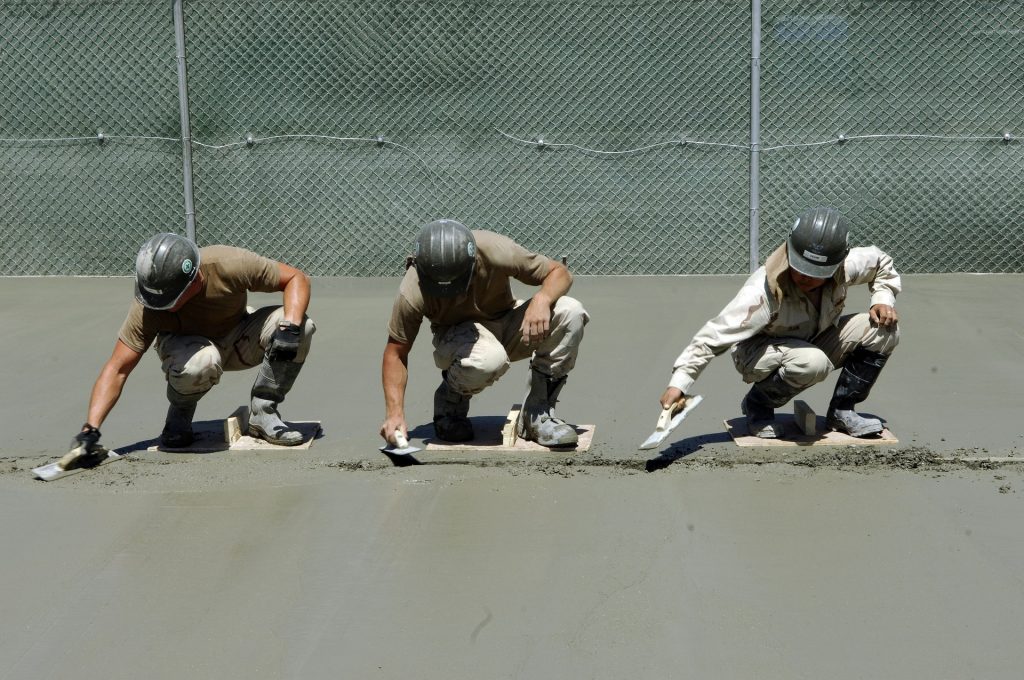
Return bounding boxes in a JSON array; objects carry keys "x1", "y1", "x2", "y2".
[
  {"x1": 380, "y1": 337, "x2": 413, "y2": 444},
  {"x1": 85, "y1": 339, "x2": 144, "y2": 429}
]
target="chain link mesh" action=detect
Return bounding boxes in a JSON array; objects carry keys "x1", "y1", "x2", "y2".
[
  {"x1": 759, "y1": 0, "x2": 1024, "y2": 271},
  {"x1": 0, "y1": 1, "x2": 182, "y2": 275},
  {"x1": 184, "y1": 0, "x2": 752, "y2": 275},
  {"x1": 2, "y1": 1, "x2": 1021, "y2": 275}
]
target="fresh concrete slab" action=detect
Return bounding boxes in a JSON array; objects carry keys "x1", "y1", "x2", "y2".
[{"x1": 3, "y1": 274, "x2": 1024, "y2": 679}]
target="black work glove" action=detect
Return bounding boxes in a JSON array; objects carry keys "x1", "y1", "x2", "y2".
[
  {"x1": 60, "y1": 424, "x2": 103, "y2": 470},
  {"x1": 267, "y1": 322, "x2": 302, "y2": 362},
  {"x1": 71, "y1": 424, "x2": 102, "y2": 452}
]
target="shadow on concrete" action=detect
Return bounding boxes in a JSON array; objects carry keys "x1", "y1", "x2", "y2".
[{"x1": 645, "y1": 432, "x2": 733, "y2": 472}]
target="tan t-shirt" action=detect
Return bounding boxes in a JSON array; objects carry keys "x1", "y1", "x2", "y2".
[
  {"x1": 118, "y1": 245, "x2": 281, "y2": 353},
  {"x1": 387, "y1": 230, "x2": 553, "y2": 345}
]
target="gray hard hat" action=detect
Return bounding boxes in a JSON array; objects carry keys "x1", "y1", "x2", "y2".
[
  {"x1": 134, "y1": 232, "x2": 201, "y2": 310},
  {"x1": 786, "y1": 207, "x2": 850, "y2": 278},
  {"x1": 414, "y1": 219, "x2": 477, "y2": 298}
]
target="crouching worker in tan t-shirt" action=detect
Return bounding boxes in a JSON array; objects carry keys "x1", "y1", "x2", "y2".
[
  {"x1": 63, "y1": 232, "x2": 316, "y2": 467},
  {"x1": 381, "y1": 220, "x2": 589, "y2": 448}
]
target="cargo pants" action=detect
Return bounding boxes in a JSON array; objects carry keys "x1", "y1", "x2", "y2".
[
  {"x1": 432, "y1": 296, "x2": 589, "y2": 395},
  {"x1": 155, "y1": 306, "x2": 316, "y2": 396},
  {"x1": 732, "y1": 312, "x2": 899, "y2": 388}
]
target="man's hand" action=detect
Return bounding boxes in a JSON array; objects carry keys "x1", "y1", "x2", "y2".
[
  {"x1": 71, "y1": 424, "x2": 101, "y2": 451},
  {"x1": 267, "y1": 322, "x2": 302, "y2": 361},
  {"x1": 59, "y1": 424, "x2": 103, "y2": 470},
  {"x1": 869, "y1": 304, "x2": 898, "y2": 327},
  {"x1": 379, "y1": 416, "x2": 408, "y2": 446},
  {"x1": 660, "y1": 387, "x2": 686, "y2": 412},
  {"x1": 520, "y1": 294, "x2": 553, "y2": 345}
]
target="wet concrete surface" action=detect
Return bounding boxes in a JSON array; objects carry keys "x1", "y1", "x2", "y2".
[{"x1": 2, "y1": 274, "x2": 1023, "y2": 678}]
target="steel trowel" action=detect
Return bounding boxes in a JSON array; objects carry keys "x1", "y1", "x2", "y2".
[
  {"x1": 638, "y1": 395, "x2": 704, "y2": 450},
  {"x1": 380, "y1": 430, "x2": 422, "y2": 456}
]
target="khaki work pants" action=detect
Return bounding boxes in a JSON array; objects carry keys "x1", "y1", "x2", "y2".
[
  {"x1": 156, "y1": 306, "x2": 316, "y2": 396},
  {"x1": 732, "y1": 312, "x2": 899, "y2": 388},
  {"x1": 432, "y1": 296, "x2": 589, "y2": 395}
]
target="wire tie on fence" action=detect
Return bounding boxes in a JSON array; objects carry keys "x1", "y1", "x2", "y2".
[
  {"x1": 536, "y1": 136, "x2": 547, "y2": 150},
  {"x1": 1002, "y1": 131, "x2": 1013, "y2": 143},
  {"x1": 245, "y1": 134, "x2": 256, "y2": 148},
  {"x1": 837, "y1": 133, "x2": 847, "y2": 145},
  {"x1": 96, "y1": 130, "x2": 106, "y2": 145},
  {"x1": 375, "y1": 134, "x2": 385, "y2": 146}
]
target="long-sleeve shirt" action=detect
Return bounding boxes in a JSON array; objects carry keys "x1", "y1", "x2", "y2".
[{"x1": 668, "y1": 243, "x2": 901, "y2": 394}]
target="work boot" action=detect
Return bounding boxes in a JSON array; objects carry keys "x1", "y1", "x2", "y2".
[
  {"x1": 827, "y1": 347, "x2": 889, "y2": 437},
  {"x1": 741, "y1": 370, "x2": 805, "y2": 438},
  {"x1": 519, "y1": 369, "x2": 578, "y2": 447},
  {"x1": 249, "y1": 359, "x2": 305, "y2": 446},
  {"x1": 160, "y1": 385, "x2": 204, "y2": 448},
  {"x1": 433, "y1": 372, "x2": 474, "y2": 442}
]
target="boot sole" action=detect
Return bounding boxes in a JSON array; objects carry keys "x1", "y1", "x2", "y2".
[
  {"x1": 519, "y1": 430, "x2": 579, "y2": 448},
  {"x1": 829, "y1": 422, "x2": 884, "y2": 438},
  {"x1": 248, "y1": 424, "x2": 304, "y2": 446},
  {"x1": 159, "y1": 433, "x2": 195, "y2": 449}
]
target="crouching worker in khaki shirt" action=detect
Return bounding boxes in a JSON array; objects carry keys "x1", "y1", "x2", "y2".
[
  {"x1": 660, "y1": 207, "x2": 901, "y2": 439},
  {"x1": 381, "y1": 220, "x2": 589, "y2": 449},
  {"x1": 63, "y1": 233, "x2": 315, "y2": 468}
]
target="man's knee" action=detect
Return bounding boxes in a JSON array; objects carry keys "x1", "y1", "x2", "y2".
[
  {"x1": 296, "y1": 316, "x2": 316, "y2": 362},
  {"x1": 779, "y1": 349, "x2": 832, "y2": 388},
  {"x1": 861, "y1": 324, "x2": 899, "y2": 356},
  {"x1": 162, "y1": 341, "x2": 223, "y2": 395},
  {"x1": 447, "y1": 351, "x2": 511, "y2": 395},
  {"x1": 552, "y1": 296, "x2": 589, "y2": 335}
]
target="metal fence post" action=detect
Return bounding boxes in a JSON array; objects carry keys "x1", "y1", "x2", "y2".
[
  {"x1": 749, "y1": 0, "x2": 762, "y2": 273},
  {"x1": 173, "y1": 0, "x2": 197, "y2": 242}
]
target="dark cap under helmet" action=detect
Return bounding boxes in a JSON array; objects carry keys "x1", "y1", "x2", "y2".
[
  {"x1": 134, "y1": 232, "x2": 200, "y2": 310},
  {"x1": 786, "y1": 207, "x2": 850, "y2": 278},
  {"x1": 414, "y1": 219, "x2": 477, "y2": 298}
]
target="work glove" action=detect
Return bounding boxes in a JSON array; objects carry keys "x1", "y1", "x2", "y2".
[
  {"x1": 266, "y1": 322, "x2": 302, "y2": 362},
  {"x1": 59, "y1": 424, "x2": 104, "y2": 469}
]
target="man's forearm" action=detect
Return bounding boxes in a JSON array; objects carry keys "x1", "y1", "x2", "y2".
[
  {"x1": 382, "y1": 354, "x2": 409, "y2": 418},
  {"x1": 282, "y1": 274, "x2": 311, "y2": 325},
  {"x1": 85, "y1": 368, "x2": 129, "y2": 428},
  {"x1": 538, "y1": 264, "x2": 572, "y2": 305}
]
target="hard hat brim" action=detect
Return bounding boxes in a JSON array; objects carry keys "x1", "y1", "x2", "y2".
[
  {"x1": 416, "y1": 262, "x2": 474, "y2": 299},
  {"x1": 787, "y1": 240, "x2": 842, "y2": 279},
  {"x1": 134, "y1": 277, "x2": 193, "y2": 310}
]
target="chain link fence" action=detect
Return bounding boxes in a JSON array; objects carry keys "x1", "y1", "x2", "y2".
[
  {"x1": 1, "y1": 0, "x2": 182, "y2": 275},
  {"x1": 759, "y1": 0, "x2": 1024, "y2": 271},
  {"x1": 2, "y1": 0, "x2": 1021, "y2": 275}
]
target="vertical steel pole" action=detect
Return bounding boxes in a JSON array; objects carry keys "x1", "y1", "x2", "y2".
[
  {"x1": 173, "y1": 0, "x2": 197, "y2": 242},
  {"x1": 749, "y1": 0, "x2": 762, "y2": 273}
]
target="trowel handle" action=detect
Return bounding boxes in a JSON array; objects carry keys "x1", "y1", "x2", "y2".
[
  {"x1": 395, "y1": 430, "x2": 409, "y2": 448},
  {"x1": 656, "y1": 396, "x2": 688, "y2": 430},
  {"x1": 655, "y1": 407, "x2": 673, "y2": 431}
]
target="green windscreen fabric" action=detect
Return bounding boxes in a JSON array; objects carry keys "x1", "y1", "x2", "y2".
[
  {"x1": 1, "y1": 1, "x2": 1020, "y2": 275},
  {"x1": 183, "y1": 0, "x2": 752, "y2": 275},
  {"x1": 759, "y1": 1, "x2": 1024, "y2": 271},
  {"x1": 0, "y1": 1, "x2": 182, "y2": 275}
]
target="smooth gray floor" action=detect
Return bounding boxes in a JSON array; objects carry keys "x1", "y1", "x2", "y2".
[{"x1": 2, "y1": 274, "x2": 1023, "y2": 679}]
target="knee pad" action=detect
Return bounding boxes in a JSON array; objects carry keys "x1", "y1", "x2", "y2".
[
  {"x1": 165, "y1": 345, "x2": 223, "y2": 395},
  {"x1": 447, "y1": 355, "x2": 511, "y2": 395}
]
